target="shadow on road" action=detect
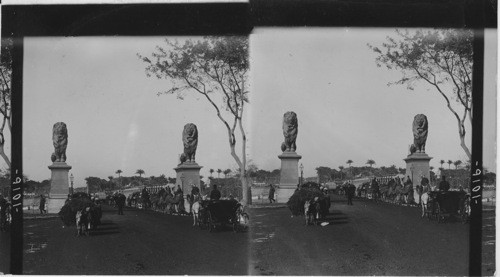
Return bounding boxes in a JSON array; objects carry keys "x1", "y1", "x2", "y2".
[
  {"x1": 90, "y1": 230, "x2": 121, "y2": 236},
  {"x1": 319, "y1": 211, "x2": 349, "y2": 225}
]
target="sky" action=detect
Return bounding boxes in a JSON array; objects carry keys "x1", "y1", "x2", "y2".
[{"x1": 20, "y1": 28, "x2": 496, "y2": 187}]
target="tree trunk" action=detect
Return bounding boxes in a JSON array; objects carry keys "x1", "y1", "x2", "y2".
[
  {"x1": 240, "y1": 174, "x2": 250, "y2": 206},
  {"x1": 459, "y1": 136, "x2": 472, "y2": 160},
  {"x1": 0, "y1": 142, "x2": 10, "y2": 168}
]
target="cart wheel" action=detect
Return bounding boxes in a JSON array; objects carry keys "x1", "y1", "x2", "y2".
[
  {"x1": 242, "y1": 213, "x2": 249, "y2": 225},
  {"x1": 436, "y1": 203, "x2": 442, "y2": 223},
  {"x1": 208, "y1": 212, "x2": 215, "y2": 232}
]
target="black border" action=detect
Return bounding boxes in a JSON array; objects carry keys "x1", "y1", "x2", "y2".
[{"x1": 2, "y1": 1, "x2": 496, "y2": 275}]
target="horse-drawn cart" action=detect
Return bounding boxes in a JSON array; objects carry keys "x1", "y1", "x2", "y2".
[
  {"x1": 425, "y1": 191, "x2": 469, "y2": 223},
  {"x1": 199, "y1": 200, "x2": 248, "y2": 232}
]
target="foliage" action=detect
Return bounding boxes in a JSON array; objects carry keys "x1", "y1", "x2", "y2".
[
  {"x1": 314, "y1": 164, "x2": 401, "y2": 180},
  {"x1": 139, "y1": 36, "x2": 250, "y2": 204},
  {"x1": 315, "y1": 166, "x2": 338, "y2": 183},
  {"x1": 366, "y1": 159, "x2": 376, "y2": 167},
  {"x1": 209, "y1": 177, "x2": 242, "y2": 200},
  {"x1": 369, "y1": 29, "x2": 473, "y2": 159},
  {"x1": 136, "y1": 169, "x2": 145, "y2": 177},
  {"x1": 249, "y1": 168, "x2": 280, "y2": 183},
  {"x1": 85, "y1": 176, "x2": 109, "y2": 193},
  {"x1": 24, "y1": 179, "x2": 51, "y2": 195}
]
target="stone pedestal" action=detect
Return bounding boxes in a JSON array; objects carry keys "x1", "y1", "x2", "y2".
[
  {"x1": 277, "y1": 152, "x2": 302, "y2": 203},
  {"x1": 404, "y1": 152, "x2": 433, "y2": 184},
  {"x1": 174, "y1": 162, "x2": 202, "y2": 213},
  {"x1": 47, "y1": 162, "x2": 72, "y2": 213}
]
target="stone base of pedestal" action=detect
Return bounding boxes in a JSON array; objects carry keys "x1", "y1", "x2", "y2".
[
  {"x1": 48, "y1": 162, "x2": 72, "y2": 214},
  {"x1": 404, "y1": 152, "x2": 433, "y2": 182},
  {"x1": 174, "y1": 161, "x2": 203, "y2": 200},
  {"x1": 47, "y1": 195, "x2": 67, "y2": 214},
  {"x1": 278, "y1": 152, "x2": 301, "y2": 203},
  {"x1": 276, "y1": 187, "x2": 296, "y2": 203}
]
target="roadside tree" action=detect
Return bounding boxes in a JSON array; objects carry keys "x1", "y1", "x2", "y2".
[
  {"x1": 139, "y1": 36, "x2": 250, "y2": 204},
  {"x1": 369, "y1": 29, "x2": 473, "y2": 159},
  {"x1": 0, "y1": 38, "x2": 12, "y2": 168}
]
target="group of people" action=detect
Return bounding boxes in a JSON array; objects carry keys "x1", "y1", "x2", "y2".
[
  {"x1": 341, "y1": 174, "x2": 454, "y2": 206},
  {"x1": 110, "y1": 184, "x2": 226, "y2": 216}
]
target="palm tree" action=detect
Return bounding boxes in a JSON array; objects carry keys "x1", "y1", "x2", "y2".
[
  {"x1": 338, "y1": 166, "x2": 344, "y2": 180},
  {"x1": 447, "y1": 160, "x2": 453, "y2": 169},
  {"x1": 346, "y1": 159, "x2": 353, "y2": 177},
  {"x1": 209, "y1": 169, "x2": 214, "y2": 177},
  {"x1": 440, "y1": 160, "x2": 445, "y2": 170},
  {"x1": 223, "y1": 169, "x2": 232, "y2": 178},
  {"x1": 136, "y1": 169, "x2": 145, "y2": 178},
  {"x1": 108, "y1": 176, "x2": 113, "y2": 181},
  {"x1": 453, "y1": 160, "x2": 462, "y2": 169},
  {"x1": 217, "y1": 169, "x2": 222, "y2": 178},
  {"x1": 115, "y1": 169, "x2": 123, "y2": 188},
  {"x1": 366, "y1": 159, "x2": 375, "y2": 167}
]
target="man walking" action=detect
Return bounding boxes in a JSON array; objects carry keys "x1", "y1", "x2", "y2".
[
  {"x1": 268, "y1": 184, "x2": 276, "y2": 203},
  {"x1": 39, "y1": 194, "x2": 46, "y2": 214},
  {"x1": 347, "y1": 181, "x2": 355, "y2": 205},
  {"x1": 116, "y1": 193, "x2": 126, "y2": 215}
]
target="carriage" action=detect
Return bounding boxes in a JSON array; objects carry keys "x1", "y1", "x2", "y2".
[
  {"x1": 423, "y1": 191, "x2": 469, "y2": 223},
  {"x1": 198, "y1": 200, "x2": 249, "y2": 232},
  {"x1": 287, "y1": 182, "x2": 331, "y2": 225}
]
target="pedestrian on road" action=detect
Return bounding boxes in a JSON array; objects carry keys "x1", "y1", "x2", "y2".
[
  {"x1": 268, "y1": 184, "x2": 276, "y2": 203},
  {"x1": 438, "y1": 175, "x2": 450, "y2": 192},
  {"x1": 347, "y1": 182, "x2": 355, "y2": 205},
  {"x1": 116, "y1": 193, "x2": 126, "y2": 215},
  {"x1": 39, "y1": 194, "x2": 46, "y2": 214},
  {"x1": 210, "y1": 185, "x2": 221, "y2": 200}
]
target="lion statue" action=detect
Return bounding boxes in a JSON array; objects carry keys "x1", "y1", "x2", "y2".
[
  {"x1": 410, "y1": 114, "x2": 428, "y2": 154},
  {"x1": 281, "y1": 111, "x2": 298, "y2": 152},
  {"x1": 181, "y1": 123, "x2": 198, "y2": 163},
  {"x1": 51, "y1": 122, "x2": 68, "y2": 162}
]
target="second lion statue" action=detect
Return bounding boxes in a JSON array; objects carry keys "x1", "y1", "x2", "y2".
[
  {"x1": 281, "y1": 111, "x2": 298, "y2": 152},
  {"x1": 51, "y1": 122, "x2": 68, "y2": 163},
  {"x1": 410, "y1": 114, "x2": 428, "y2": 154},
  {"x1": 180, "y1": 123, "x2": 198, "y2": 164}
]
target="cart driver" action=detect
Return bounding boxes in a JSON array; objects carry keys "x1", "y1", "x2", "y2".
[
  {"x1": 210, "y1": 185, "x2": 221, "y2": 200},
  {"x1": 438, "y1": 175, "x2": 450, "y2": 192}
]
